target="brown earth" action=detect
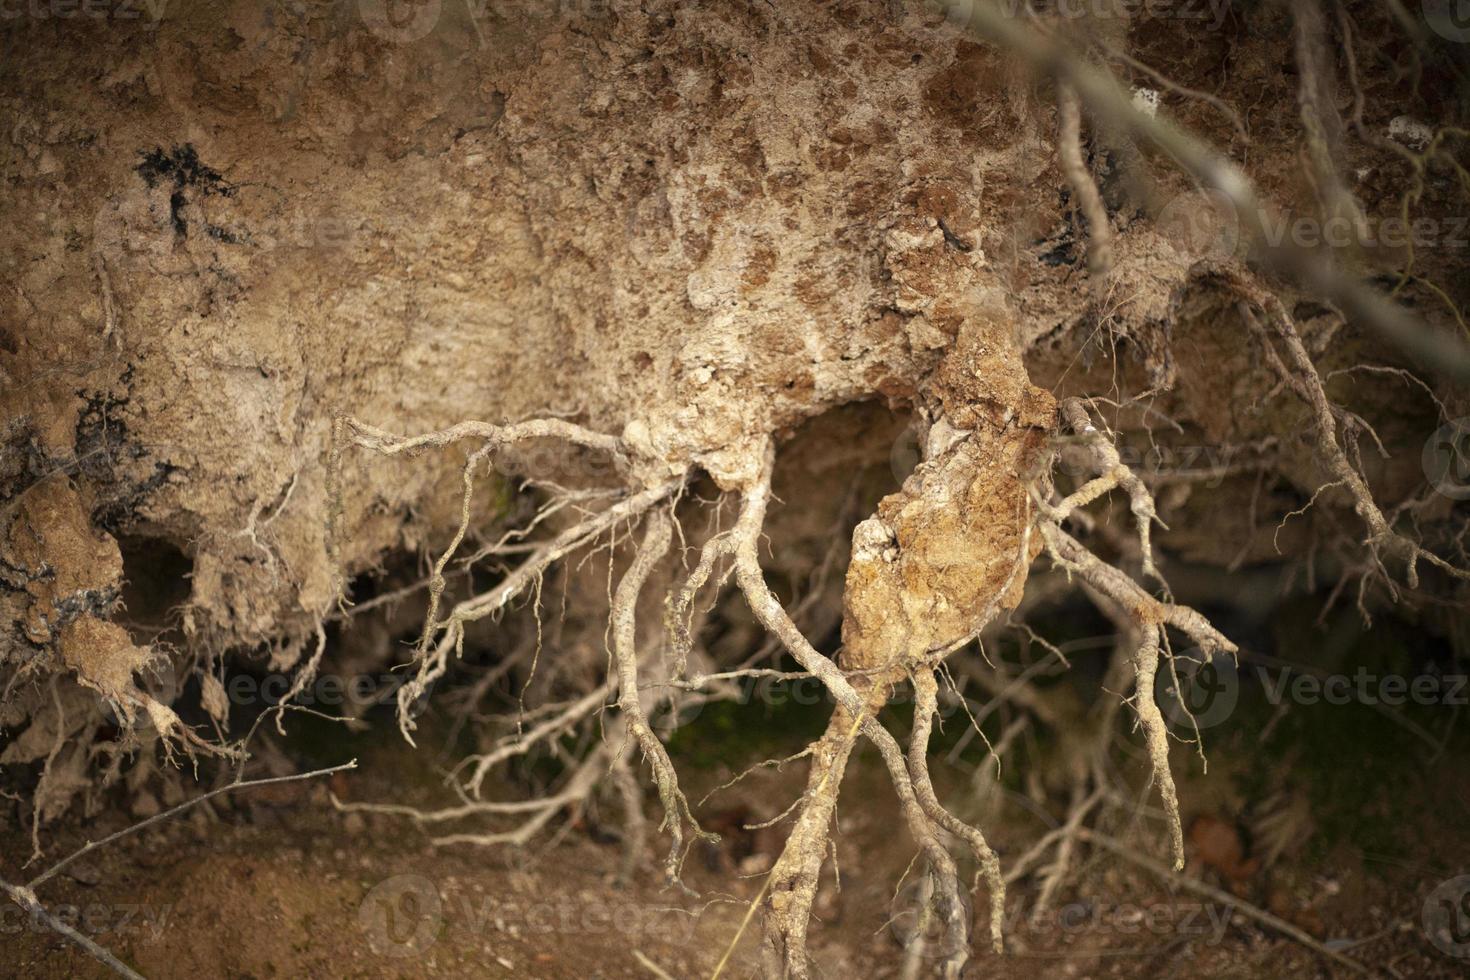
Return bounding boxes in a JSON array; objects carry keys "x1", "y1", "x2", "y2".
[{"x1": 4, "y1": 0, "x2": 1470, "y2": 976}]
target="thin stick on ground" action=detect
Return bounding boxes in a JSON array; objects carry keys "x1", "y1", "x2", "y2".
[
  {"x1": 0, "y1": 877, "x2": 144, "y2": 980},
  {"x1": 5, "y1": 760, "x2": 354, "y2": 979},
  {"x1": 1075, "y1": 827, "x2": 1372, "y2": 976},
  {"x1": 633, "y1": 949, "x2": 678, "y2": 980},
  {"x1": 27, "y1": 760, "x2": 356, "y2": 891}
]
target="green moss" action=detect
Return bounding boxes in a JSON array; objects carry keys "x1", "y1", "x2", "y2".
[{"x1": 665, "y1": 676, "x2": 831, "y2": 771}]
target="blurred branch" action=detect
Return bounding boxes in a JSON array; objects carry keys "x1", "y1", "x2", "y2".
[{"x1": 938, "y1": 0, "x2": 1470, "y2": 383}]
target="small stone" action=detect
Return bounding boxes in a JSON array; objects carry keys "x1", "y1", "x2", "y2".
[
  {"x1": 63, "y1": 861, "x2": 102, "y2": 886},
  {"x1": 1388, "y1": 116, "x2": 1432, "y2": 150}
]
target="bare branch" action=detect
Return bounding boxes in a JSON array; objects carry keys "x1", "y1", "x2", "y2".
[{"x1": 937, "y1": 0, "x2": 1470, "y2": 382}]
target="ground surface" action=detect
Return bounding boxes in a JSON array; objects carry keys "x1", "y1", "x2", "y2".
[{"x1": 6, "y1": 631, "x2": 1470, "y2": 979}]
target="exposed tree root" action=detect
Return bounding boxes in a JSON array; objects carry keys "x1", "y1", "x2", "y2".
[
  {"x1": 329, "y1": 415, "x2": 1040, "y2": 974},
  {"x1": 325, "y1": 415, "x2": 715, "y2": 877},
  {"x1": 1034, "y1": 521, "x2": 1236, "y2": 870},
  {"x1": 328, "y1": 414, "x2": 678, "y2": 744},
  {"x1": 393, "y1": 479, "x2": 683, "y2": 742},
  {"x1": 319, "y1": 313, "x2": 1457, "y2": 975},
  {"x1": 1049, "y1": 398, "x2": 1167, "y2": 584},
  {"x1": 1291, "y1": 0, "x2": 1368, "y2": 249},
  {"x1": 316, "y1": 322, "x2": 1258, "y2": 979},
  {"x1": 908, "y1": 670, "x2": 1005, "y2": 952},
  {"x1": 723, "y1": 441, "x2": 1003, "y2": 973},
  {"x1": 1225, "y1": 277, "x2": 1470, "y2": 599},
  {"x1": 456, "y1": 682, "x2": 612, "y2": 796},
  {"x1": 976, "y1": 395, "x2": 1245, "y2": 882},
  {"x1": 340, "y1": 750, "x2": 606, "y2": 849},
  {"x1": 610, "y1": 509, "x2": 711, "y2": 885}
]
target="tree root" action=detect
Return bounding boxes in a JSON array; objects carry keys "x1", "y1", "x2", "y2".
[
  {"x1": 328, "y1": 404, "x2": 1230, "y2": 972},
  {"x1": 610, "y1": 509, "x2": 711, "y2": 885},
  {"x1": 1227, "y1": 279, "x2": 1470, "y2": 598},
  {"x1": 1034, "y1": 520, "x2": 1235, "y2": 870},
  {"x1": 1049, "y1": 398, "x2": 1167, "y2": 585},
  {"x1": 341, "y1": 750, "x2": 606, "y2": 849},
  {"x1": 908, "y1": 670, "x2": 1006, "y2": 953},
  {"x1": 716, "y1": 438, "x2": 1020, "y2": 975},
  {"x1": 327, "y1": 415, "x2": 712, "y2": 876},
  {"x1": 319, "y1": 391, "x2": 1348, "y2": 977},
  {"x1": 456, "y1": 682, "x2": 612, "y2": 795}
]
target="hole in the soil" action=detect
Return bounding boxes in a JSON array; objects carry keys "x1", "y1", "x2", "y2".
[
  {"x1": 116, "y1": 535, "x2": 193, "y2": 637},
  {"x1": 673, "y1": 399, "x2": 912, "y2": 730}
]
